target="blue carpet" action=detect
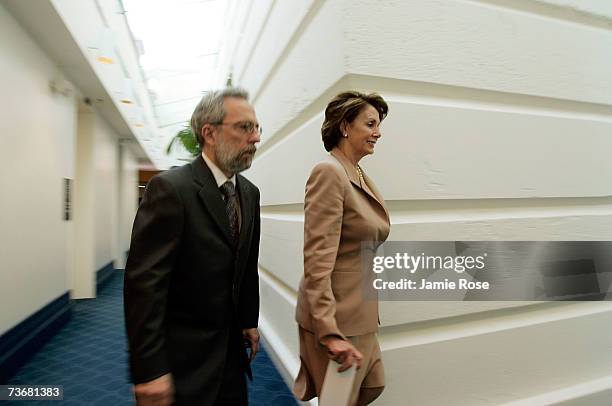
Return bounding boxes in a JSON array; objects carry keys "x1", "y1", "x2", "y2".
[{"x1": 6, "y1": 271, "x2": 297, "y2": 405}]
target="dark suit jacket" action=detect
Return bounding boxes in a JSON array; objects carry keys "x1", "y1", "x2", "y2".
[{"x1": 124, "y1": 155, "x2": 260, "y2": 405}]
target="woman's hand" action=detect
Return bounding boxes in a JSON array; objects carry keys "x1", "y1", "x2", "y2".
[{"x1": 321, "y1": 336, "x2": 363, "y2": 372}]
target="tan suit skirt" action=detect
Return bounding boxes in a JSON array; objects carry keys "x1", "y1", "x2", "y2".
[{"x1": 293, "y1": 326, "x2": 384, "y2": 404}]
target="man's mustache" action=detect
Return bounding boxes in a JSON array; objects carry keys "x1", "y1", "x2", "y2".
[{"x1": 240, "y1": 146, "x2": 257, "y2": 156}]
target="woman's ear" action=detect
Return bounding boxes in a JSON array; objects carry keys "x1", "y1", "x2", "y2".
[{"x1": 340, "y1": 120, "x2": 348, "y2": 137}]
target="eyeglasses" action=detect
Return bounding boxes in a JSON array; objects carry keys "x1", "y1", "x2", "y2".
[{"x1": 212, "y1": 121, "x2": 263, "y2": 136}]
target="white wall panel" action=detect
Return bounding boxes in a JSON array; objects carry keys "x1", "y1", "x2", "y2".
[
  {"x1": 251, "y1": 97, "x2": 612, "y2": 205},
  {"x1": 259, "y1": 217, "x2": 304, "y2": 291},
  {"x1": 388, "y1": 212, "x2": 612, "y2": 241},
  {"x1": 343, "y1": 0, "x2": 612, "y2": 106},
  {"x1": 248, "y1": 112, "x2": 325, "y2": 205},
  {"x1": 378, "y1": 303, "x2": 612, "y2": 405},
  {"x1": 232, "y1": 0, "x2": 274, "y2": 84},
  {"x1": 369, "y1": 101, "x2": 612, "y2": 199},
  {"x1": 245, "y1": 0, "x2": 612, "y2": 155},
  {"x1": 248, "y1": 0, "x2": 344, "y2": 146},
  {"x1": 237, "y1": 0, "x2": 316, "y2": 97},
  {"x1": 259, "y1": 271, "x2": 300, "y2": 360},
  {"x1": 500, "y1": 0, "x2": 612, "y2": 22},
  {"x1": 380, "y1": 301, "x2": 531, "y2": 327}
]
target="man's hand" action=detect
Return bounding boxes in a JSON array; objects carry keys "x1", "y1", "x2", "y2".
[
  {"x1": 133, "y1": 373, "x2": 174, "y2": 406},
  {"x1": 242, "y1": 328, "x2": 260, "y2": 363},
  {"x1": 321, "y1": 336, "x2": 363, "y2": 372}
]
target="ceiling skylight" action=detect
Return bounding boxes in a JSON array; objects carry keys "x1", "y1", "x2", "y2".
[{"x1": 122, "y1": 0, "x2": 227, "y2": 163}]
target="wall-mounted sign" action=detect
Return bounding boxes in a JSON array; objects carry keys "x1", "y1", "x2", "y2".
[{"x1": 63, "y1": 178, "x2": 72, "y2": 221}]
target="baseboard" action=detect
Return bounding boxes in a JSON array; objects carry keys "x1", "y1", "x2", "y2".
[
  {"x1": 0, "y1": 292, "x2": 72, "y2": 383},
  {"x1": 96, "y1": 261, "x2": 115, "y2": 288}
]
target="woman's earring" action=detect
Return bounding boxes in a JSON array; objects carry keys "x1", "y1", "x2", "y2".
[{"x1": 343, "y1": 133, "x2": 348, "y2": 138}]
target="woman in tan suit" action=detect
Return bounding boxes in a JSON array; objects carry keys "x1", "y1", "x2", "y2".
[{"x1": 294, "y1": 91, "x2": 390, "y2": 405}]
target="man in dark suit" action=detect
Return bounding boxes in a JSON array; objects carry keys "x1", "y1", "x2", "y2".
[{"x1": 124, "y1": 88, "x2": 262, "y2": 406}]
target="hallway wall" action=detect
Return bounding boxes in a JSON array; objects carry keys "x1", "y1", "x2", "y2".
[
  {"x1": 0, "y1": 2, "x2": 139, "y2": 333},
  {"x1": 117, "y1": 144, "x2": 139, "y2": 269},
  {"x1": 74, "y1": 109, "x2": 137, "y2": 298},
  {"x1": 92, "y1": 112, "x2": 119, "y2": 271},
  {"x1": 219, "y1": 0, "x2": 612, "y2": 404},
  {"x1": 0, "y1": 1, "x2": 76, "y2": 336}
]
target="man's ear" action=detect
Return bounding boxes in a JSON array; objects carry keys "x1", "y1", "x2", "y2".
[{"x1": 202, "y1": 124, "x2": 216, "y2": 146}]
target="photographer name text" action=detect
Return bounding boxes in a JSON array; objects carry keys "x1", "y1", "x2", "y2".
[{"x1": 373, "y1": 278, "x2": 490, "y2": 290}]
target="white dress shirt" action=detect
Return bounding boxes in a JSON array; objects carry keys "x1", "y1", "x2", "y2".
[
  {"x1": 202, "y1": 152, "x2": 236, "y2": 188},
  {"x1": 201, "y1": 152, "x2": 241, "y2": 230}
]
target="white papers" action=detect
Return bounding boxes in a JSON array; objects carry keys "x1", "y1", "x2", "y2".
[{"x1": 318, "y1": 360, "x2": 357, "y2": 406}]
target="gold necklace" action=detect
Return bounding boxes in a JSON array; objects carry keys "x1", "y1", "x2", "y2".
[{"x1": 356, "y1": 165, "x2": 364, "y2": 181}]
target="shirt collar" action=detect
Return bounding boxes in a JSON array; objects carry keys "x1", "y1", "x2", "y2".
[{"x1": 201, "y1": 152, "x2": 236, "y2": 188}]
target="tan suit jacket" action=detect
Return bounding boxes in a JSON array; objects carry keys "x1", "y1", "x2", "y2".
[{"x1": 296, "y1": 148, "x2": 390, "y2": 343}]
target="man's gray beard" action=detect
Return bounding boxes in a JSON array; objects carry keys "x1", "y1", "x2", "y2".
[{"x1": 215, "y1": 138, "x2": 256, "y2": 175}]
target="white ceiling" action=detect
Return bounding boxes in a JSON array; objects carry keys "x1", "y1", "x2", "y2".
[
  {"x1": 4, "y1": 0, "x2": 230, "y2": 169},
  {"x1": 122, "y1": 0, "x2": 228, "y2": 165}
]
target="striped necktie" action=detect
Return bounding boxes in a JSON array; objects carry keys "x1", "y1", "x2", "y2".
[{"x1": 219, "y1": 181, "x2": 239, "y2": 247}]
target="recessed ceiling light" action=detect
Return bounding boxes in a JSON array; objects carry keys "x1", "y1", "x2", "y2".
[{"x1": 96, "y1": 28, "x2": 115, "y2": 64}]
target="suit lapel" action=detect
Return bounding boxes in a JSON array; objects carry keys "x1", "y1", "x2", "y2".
[
  {"x1": 192, "y1": 155, "x2": 234, "y2": 247},
  {"x1": 236, "y1": 175, "x2": 253, "y2": 250},
  {"x1": 362, "y1": 171, "x2": 390, "y2": 222},
  {"x1": 330, "y1": 148, "x2": 389, "y2": 219}
]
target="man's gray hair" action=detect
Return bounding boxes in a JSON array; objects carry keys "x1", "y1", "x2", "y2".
[{"x1": 190, "y1": 87, "x2": 249, "y2": 148}]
